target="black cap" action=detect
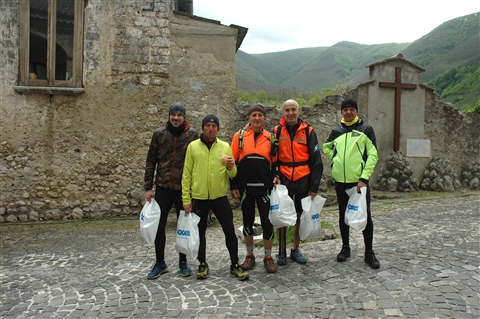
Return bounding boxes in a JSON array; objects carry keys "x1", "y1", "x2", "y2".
[
  {"x1": 341, "y1": 98, "x2": 358, "y2": 111},
  {"x1": 202, "y1": 114, "x2": 220, "y2": 130},
  {"x1": 169, "y1": 102, "x2": 186, "y2": 117}
]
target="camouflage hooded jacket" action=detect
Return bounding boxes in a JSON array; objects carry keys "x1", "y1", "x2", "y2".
[{"x1": 144, "y1": 122, "x2": 198, "y2": 191}]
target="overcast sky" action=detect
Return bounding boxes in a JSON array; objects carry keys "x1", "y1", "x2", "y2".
[{"x1": 194, "y1": 1, "x2": 479, "y2": 54}]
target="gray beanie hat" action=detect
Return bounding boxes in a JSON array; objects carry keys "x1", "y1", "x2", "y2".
[{"x1": 169, "y1": 102, "x2": 186, "y2": 117}]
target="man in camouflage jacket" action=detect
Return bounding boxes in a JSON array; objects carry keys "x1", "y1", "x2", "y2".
[{"x1": 144, "y1": 102, "x2": 198, "y2": 279}]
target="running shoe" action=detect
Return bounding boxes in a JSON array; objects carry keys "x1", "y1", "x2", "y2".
[
  {"x1": 263, "y1": 256, "x2": 278, "y2": 273},
  {"x1": 179, "y1": 261, "x2": 192, "y2": 277},
  {"x1": 147, "y1": 263, "x2": 168, "y2": 280},
  {"x1": 196, "y1": 262, "x2": 210, "y2": 279},
  {"x1": 230, "y1": 263, "x2": 249, "y2": 281},
  {"x1": 277, "y1": 249, "x2": 287, "y2": 266},
  {"x1": 290, "y1": 249, "x2": 307, "y2": 264},
  {"x1": 241, "y1": 253, "x2": 256, "y2": 270}
]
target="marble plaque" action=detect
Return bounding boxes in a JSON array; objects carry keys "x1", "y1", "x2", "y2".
[{"x1": 406, "y1": 139, "x2": 430, "y2": 157}]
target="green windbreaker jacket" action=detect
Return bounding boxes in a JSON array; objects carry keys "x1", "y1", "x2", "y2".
[{"x1": 322, "y1": 118, "x2": 378, "y2": 183}]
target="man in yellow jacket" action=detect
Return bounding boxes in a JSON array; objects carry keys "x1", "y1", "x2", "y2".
[{"x1": 182, "y1": 114, "x2": 249, "y2": 281}]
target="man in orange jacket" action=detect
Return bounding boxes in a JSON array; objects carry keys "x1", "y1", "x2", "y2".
[
  {"x1": 273, "y1": 99, "x2": 323, "y2": 265},
  {"x1": 231, "y1": 104, "x2": 278, "y2": 273}
]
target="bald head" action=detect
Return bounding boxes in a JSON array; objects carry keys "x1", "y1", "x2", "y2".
[
  {"x1": 282, "y1": 99, "x2": 300, "y2": 126},
  {"x1": 282, "y1": 99, "x2": 299, "y2": 109}
]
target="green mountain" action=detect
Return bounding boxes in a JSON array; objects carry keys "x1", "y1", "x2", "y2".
[{"x1": 236, "y1": 12, "x2": 480, "y2": 109}]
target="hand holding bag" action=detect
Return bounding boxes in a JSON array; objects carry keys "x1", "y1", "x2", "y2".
[
  {"x1": 269, "y1": 184, "x2": 297, "y2": 228},
  {"x1": 344, "y1": 186, "x2": 368, "y2": 232},
  {"x1": 175, "y1": 211, "x2": 200, "y2": 260},
  {"x1": 139, "y1": 199, "x2": 161, "y2": 246},
  {"x1": 299, "y1": 195, "x2": 326, "y2": 240}
]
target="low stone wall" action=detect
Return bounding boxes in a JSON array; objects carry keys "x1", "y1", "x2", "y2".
[{"x1": 1, "y1": 93, "x2": 478, "y2": 223}]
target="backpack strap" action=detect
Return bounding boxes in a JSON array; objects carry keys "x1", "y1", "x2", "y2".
[
  {"x1": 305, "y1": 125, "x2": 311, "y2": 147},
  {"x1": 275, "y1": 124, "x2": 282, "y2": 141},
  {"x1": 236, "y1": 129, "x2": 245, "y2": 162},
  {"x1": 270, "y1": 126, "x2": 281, "y2": 157},
  {"x1": 238, "y1": 129, "x2": 245, "y2": 151}
]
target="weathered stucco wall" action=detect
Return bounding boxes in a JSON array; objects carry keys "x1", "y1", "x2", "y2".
[
  {"x1": 168, "y1": 12, "x2": 239, "y2": 138},
  {"x1": 365, "y1": 60, "x2": 429, "y2": 183}
]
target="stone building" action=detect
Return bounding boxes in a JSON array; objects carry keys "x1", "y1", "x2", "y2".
[{"x1": 0, "y1": 0, "x2": 247, "y2": 222}]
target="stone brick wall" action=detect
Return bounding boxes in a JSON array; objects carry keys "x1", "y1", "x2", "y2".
[
  {"x1": 1, "y1": 92, "x2": 478, "y2": 223},
  {"x1": 0, "y1": 0, "x2": 239, "y2": 222}
]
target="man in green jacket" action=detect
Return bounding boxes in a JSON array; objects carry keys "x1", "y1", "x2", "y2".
[
  {"x1": 323, "y1": 98, "x2": 380, "y2": 269},
  {"x1": 182, "y1": 114, "x2": 249, "y2": 280}
]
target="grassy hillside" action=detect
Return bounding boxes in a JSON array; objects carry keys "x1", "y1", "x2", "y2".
[
  {"x1": 283, "y1": 42, "x2": 409, "y2": 91},
  {"x1": 236, "y1": 50, "x2": 287, "y2": 85},
  {"x1": 428, "y1": 62, "x2": 480, "y2": 109},
  {"x1": 403, "y1": 13, "x2": 480, "y2": 83},
  {"x1": 236, "y1": 12, "x2": 479, "y2": 110}
]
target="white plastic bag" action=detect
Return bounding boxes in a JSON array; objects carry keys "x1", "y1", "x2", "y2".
[
  {"x1": 236, "y1": 217, "x2": 263, "y2": 242},
  {"x1": 269, "y1": 184, "x2": 297, "y2": 228},
  {"x1": 344, "y1": 186, "x2": 367, "y2": 232},
  {"x1": 299, "y1": 195, "x2": 326, "y2": 240},
  {"x1": 175, "y1": 211, "x2": 200, "y2": 260},
  {"x1": 139, "y1": 199, "x2": 161, "y2": 246}
]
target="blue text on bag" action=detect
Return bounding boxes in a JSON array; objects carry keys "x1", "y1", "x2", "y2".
[
  {"x1": 177, "y1": 229, "x2": 191, "y2": 236},
  {"x1": 270, "y1": 204, "x2": 279, "y2": 210},
  {"x1": 347, "y1": 204, "x2": 359, "y2": 211}
]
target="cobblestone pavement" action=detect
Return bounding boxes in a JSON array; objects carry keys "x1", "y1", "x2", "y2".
[{"x1": 1, "y1": 191, "x2": 479, "y2": 319}]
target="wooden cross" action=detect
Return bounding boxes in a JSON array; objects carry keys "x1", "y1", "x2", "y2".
[{"x1": 379, "y1": 67, "x2": 417, "y2": 151}]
